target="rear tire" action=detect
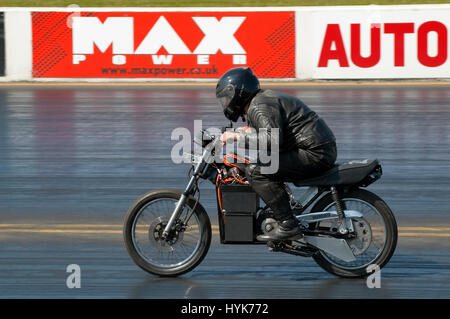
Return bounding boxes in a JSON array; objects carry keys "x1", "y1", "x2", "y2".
[
  {"x1": 310, "y1": 188, "x2": 397, "y2": 278},
  {"x1": 123, "y1": 189, "x2": 211, "y2": 277}
]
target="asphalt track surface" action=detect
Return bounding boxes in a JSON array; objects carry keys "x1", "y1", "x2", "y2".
[{"x1": 0, "y1": 83, "x2": 449, "y2": 299}]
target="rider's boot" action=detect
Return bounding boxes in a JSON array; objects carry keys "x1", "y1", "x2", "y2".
[{"x1": 257, "y1": 215, "x2": 303, "y2": 241}]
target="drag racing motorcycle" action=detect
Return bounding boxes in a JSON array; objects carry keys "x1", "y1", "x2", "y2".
[{"x1": 123, "y1": 129, "x2": 397, "y2": 278}]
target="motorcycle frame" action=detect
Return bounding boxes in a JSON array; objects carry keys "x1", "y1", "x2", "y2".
[
  {"x1": 215, "y1": 182, "x2": 327, "y2": 245},
  {"x1": 163, "y1": 133, "x2": 379, "y2": 244}
]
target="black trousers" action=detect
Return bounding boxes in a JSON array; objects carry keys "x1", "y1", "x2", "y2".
[{"x1": 245, "y1": 142, "x2": 337, "y2": 221}]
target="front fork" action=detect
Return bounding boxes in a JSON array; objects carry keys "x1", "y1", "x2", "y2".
[
  {"x1": 161, "y1": 175, "x2": 198, "y2": 240},
  {"x1": 162, "y1": 193, "x2": 189, "y2": 240},
  {"x1": 161, "y1": 148, "x2": 210, "y2": 239}
]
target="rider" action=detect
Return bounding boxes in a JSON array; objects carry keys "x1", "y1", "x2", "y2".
[{"x1": 217, "y1": 67, "x2": 337, "y2": 240}]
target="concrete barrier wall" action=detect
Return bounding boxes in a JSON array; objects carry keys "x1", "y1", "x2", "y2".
[{"x1": 1, "y1": 5, "x2": 450, "y2": 82}]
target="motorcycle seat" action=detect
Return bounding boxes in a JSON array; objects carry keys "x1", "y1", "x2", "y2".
[{"x1": 292, "y1": 159, "x2": 380, "y2": 187}]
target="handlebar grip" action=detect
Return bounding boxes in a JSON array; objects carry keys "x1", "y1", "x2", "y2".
[{"x1": 221, "y1": 126, "x2": 236, "y2": 133}]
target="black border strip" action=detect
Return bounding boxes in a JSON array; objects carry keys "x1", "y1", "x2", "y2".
[{"x1": 0, "y1": 299, "x2": 448, "y2": 317}]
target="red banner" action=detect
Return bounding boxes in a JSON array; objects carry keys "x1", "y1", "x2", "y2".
[{"x1": 32, "y1": 11, "x2": 295, "y2": 78}]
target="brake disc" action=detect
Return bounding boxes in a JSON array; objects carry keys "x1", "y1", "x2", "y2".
[
  {"x1": 326, "y1": 217, "x2": 372, "y2": 256},
  {"x1": 346, "y1": 218, "x2": 372, "y2": 256},
  {"x1": 148, "y1": 217, "x2": 184, "y2": 252}
]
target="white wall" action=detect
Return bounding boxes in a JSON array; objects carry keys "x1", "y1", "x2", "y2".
[{"x1": 3, "y1": 11, "x2": 32, "y2": 81}]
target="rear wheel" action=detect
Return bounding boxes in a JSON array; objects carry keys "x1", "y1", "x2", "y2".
[
  {"x1": 123, "y1": 189, "x2": 211, "y2": 276},
  {"x1": 310, "y1": 188, "x2": 397, "y2": 278}
]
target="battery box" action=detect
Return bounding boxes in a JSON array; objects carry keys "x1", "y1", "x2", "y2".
[{"x1": 217, "y1": 184, "x2": 260, "y2": 243}]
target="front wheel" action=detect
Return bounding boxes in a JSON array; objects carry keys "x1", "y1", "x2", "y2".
[
  {"x1": 310, "y1": 188, "x2": 398, "y2": 278},
  {"x1": 123, "y1": 189, "x2": 211, "y2": 276}
]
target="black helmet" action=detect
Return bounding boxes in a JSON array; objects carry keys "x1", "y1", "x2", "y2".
[{"x1": 216, "y1": 67, "x2": 260, "y2": 122}]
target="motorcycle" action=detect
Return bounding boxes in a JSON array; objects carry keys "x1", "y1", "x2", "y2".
[{"x1": 123, "y1": 128, "x2": 397, "y2": 278}]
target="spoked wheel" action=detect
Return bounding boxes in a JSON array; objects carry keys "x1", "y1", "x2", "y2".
[
  {"x1": 123, "y1": 189, "x2": 211, "y2": 277},
  {"x1": 310, "y1": 189, "x2": 397, "y2": 278}
]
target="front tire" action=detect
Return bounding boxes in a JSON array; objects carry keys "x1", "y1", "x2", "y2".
[
  {"x1": 123, "y1": 189, "x2": 211, "y2": 277},
  {"x1": 310, "y1": 188, "x2": 397, "y2": 278}
]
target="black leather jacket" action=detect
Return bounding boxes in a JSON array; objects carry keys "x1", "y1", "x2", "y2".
[{"x1": 238, "y1": 90, "x2": 336, "y2": 154}]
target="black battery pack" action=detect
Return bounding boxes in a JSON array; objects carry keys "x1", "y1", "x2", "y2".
[{"x1": 218, "y1": 184, "x2": 259, "y2": 243}]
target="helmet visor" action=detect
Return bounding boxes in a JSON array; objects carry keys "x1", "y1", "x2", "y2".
[
  {"x1": 218, "y1": 95, "x2": 232, "y2": 110},
  {"x1": 216, "y1": 85, "x2": 235, "y2": 110}
]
